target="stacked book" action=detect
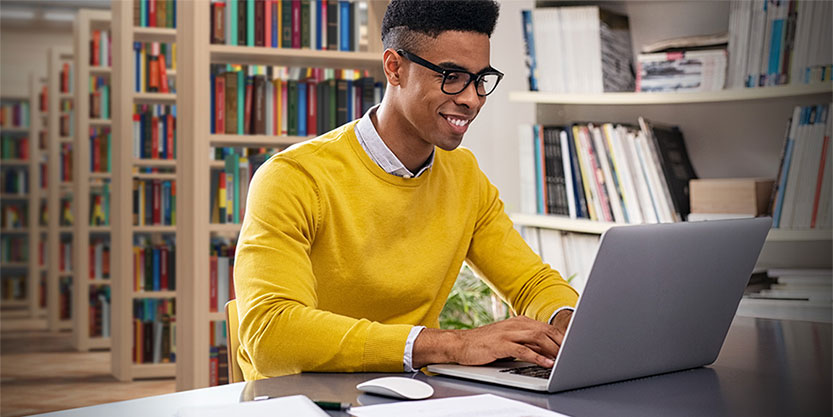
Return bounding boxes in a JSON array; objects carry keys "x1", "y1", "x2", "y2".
[
  {"x1": 210, "y1": 0, "x2": 369, "y2": 52},
  {"x1": 637, "y1": 47, "x2": 727, "y2": 93},
  {"x1": 60, "y1": 62, "x2": 73, "y2": 94},
  {"x1": 132, "y1": 298, "x2": 176, "y2": 364},
  {"x1": 89, "y1": 238, "x2": 111, "y2": 280},
  {"x1": 133, "y1": 42, "x2": 175, "y2": 94},
  {"x1": 772, "y1": 103, "x2": 831, "y2": 229},
  {"x1": 521, "y1": 6, "x2": 635, "y2": 93},
  {"x1": 59, "y1": 239, "x2": 72, "y2": 272},
  {"x1": 89, "y1": 29, "x2": 111, "y2": 67},
  {"x1": 133, "y1": 236, "x2": 176, "y2": 292},
  {"x1": 518, "y1": 117, "x2": 697, "y2": 223},
  {"x1": 688, "y1": 178, "x2": 773, "y2": 221},
  {"x1": 209, "y1": 238, "x2": 236, "y2": 313},
  {"x1": 59, "y1": 143, "x2": 72, "y2": 181},
  {"x1": 0, "y1": 236, "x2": 27, "y2": 263},
  {"x1": 89, "y1": 126, "x2": 111, "y2": 173},
  {"x1": 89, "y1": 285, "x2": 111, "y2": 338},
  {"x1": 1, "y1": 167, "x2": 28, "y2": 194},
  {"x1": 133, "y1": 0, "x2": 176, "y2": 29},
  {"x1": 1, "y1": 275, "x2": 25, "y2": 300},
  {"x1": 132, "y1": 104, "x2": 176, "y2": 161},
  {"x1": 59, "y1": 277, "x2": 71, "y2": 319},
  {"x1": 89, "y1": 76, "x2": 110, "y2": 119},
  {"x1": 59, "y1": 196, "x2": 73, "y2": 226},
  {"x1": 1, "y1": 203, "x2": 26, "y2": 228},
  {"x1": 209, "y1": 322, "x2": 229, "y2": 386},
  {"x1": 750, "y1": 269, "x2": 832, "y2": 303},
  {"x1": 210, "y1": 65, "x2": 383, "y2": 136},
  {"x1": 132, "y1": 178, "x2": 176, "y2": 226},
  {"x1": 0, "y1": 101, "x2": 29, "y2": 128},
  {"x1": 1, "y1": 134, "x2": 29, "y2": 160},
  {"x1": 727, "y1": 0, "x2": 832, "y2": 88},
  {"x1": 90, "y1": 183, "x2": 111, "y2": 226}
]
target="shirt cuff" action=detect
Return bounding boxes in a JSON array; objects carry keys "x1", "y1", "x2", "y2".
[
  {"x1": 548, "y1": 306, "x2": 575, "y2": 325},
  {"x1": 403, "y1": 325, "x2": 426, "y2": 372}
]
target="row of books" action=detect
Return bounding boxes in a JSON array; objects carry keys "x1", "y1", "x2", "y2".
[
  {"x1": 0, "y1": 102, "x2": 29, "y2": 129},
  {"x1": 90, "y1": 30, "x2": 112, "y2": 68},
  {"x1": 210, "y1": 0, "x2": 368, "y2": 52},
  {"x1": 39, "y1": 200, "x2": 47, "y2": 227},
  {"x1": 133, "y1": 0, "x2": 177, "y2": 29},
  {"x1": 2, "y1": 204, "x2": 26, "y2": 229},
  {"x1": 209, "y1": 239, "x2": 236, "y2": 312},
  {"x1": 133, "y1": 236, "x2": 176, "y2": 292},
  {"x1": 132, "y1": 104, "x2": 177, "y2": 160},
  {"x1": 208, "y1": 321, "x2": 229, "y2": 387},
  {"x1": 209, "y1": 152, "x2": 272, "y2": 224},
  {"x1": 133, "y1": 42, "x2": 176, "y2": 94},
  {"x1": 90, "y1": 183, "x2": 111, "y2": 226},
  {"x1": 2, "y1": 169, "x2": 27, "y2": 194},
  {"x1": 772, "y1": 104, "x2": 831, "y2": 229},
  {"x1": 60, "y1": 62, "x2": 73, "y2": 94},
  {"x1": 39, "y1": 86, "x2": 47, "y2": 112},
  {"x1": 60, "y1": 113, "x2": 73, "y2": 138},
  {"x1": 132, "y1": 179, "x2": 176, "y2": 226},
  {"x1": 1, "y1": 276, "x2": 26, "y2": 300},
  {"x1": 59, "y1": 240, "x2": 72, "y2": 272},
  {"x1": 60, "y1": 196, "x2": 74, "y2": 226},
  {"x1": 519, "y1": 118, "x2": 697, "y2": 223},
  {"x1": 89, "y1": 76, "x2": 111, "y2": 120},
  {"x1": 210, "y1": 65, "x2": 382, "y2": 136},
  {"x1": 636, "y1": 50, "x2": 727, "y2": 93},
  {"x1": 90, "y1": 127, "x2": 112, "y2": 173},
  {"x1": 727, "y1": 0, "x2": 833, "y2": 89},
  {"x1": 521, "y1": 6, "x2": 635, "y2": 93},
  {"x1": 1, "y1": 236, "x2": 27, "y2": 263},
  {"x1": 1, "y1": 134, "x2": 29, "y2": 160},
  {"x1": 59, "y1": 143, "x2": 72, "y2": 182},
  {"x1": 132, "y1": 298, "x2": 176, "y2": 364},
  {"x1": 89, "y1": 238, "x2": 111, "y2": 280},
  {"x1": 89, "y1": 285, "x2": 111, "y2": 338},
  {"x1": 59, "y1": 276, "x2": 72, "y2": 320}
]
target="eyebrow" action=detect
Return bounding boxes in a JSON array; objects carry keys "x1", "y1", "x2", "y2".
[{"x1": 437, "y1": 61, "x2": 494, "y2": 74}]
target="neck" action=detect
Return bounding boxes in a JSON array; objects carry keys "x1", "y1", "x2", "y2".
[{"x1": 372, "y1": 100, "x2": 434, "y2": 173}]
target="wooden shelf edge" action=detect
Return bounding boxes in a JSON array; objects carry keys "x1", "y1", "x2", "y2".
[
  {"x1": 209, "y1": 44, "x2": 380, "y2": 67},
  {"x1": 209, "y1": 134, "x2": 310, "y2": 147},
  {"x1": 134, "y1": 158, "x2": 177, "y2": 167},
  {"x1": 134, "y1": 92, "x2": 177, "y2": 103},
  {"x1": 509, "y1": 83, "x2": 833, "y2": 105},
  {"x1": 133, "y1": 27, "x2": 177, "y2": 43},
  {"x1": 131, "y1": 362, "x2": 176, "y2": 379},
  {"x1": 133, "y1": 226, "x2": 176, "y2": 233},
  {"x1": 131, "y1": 291, "x2": 176, "y2": 299}
]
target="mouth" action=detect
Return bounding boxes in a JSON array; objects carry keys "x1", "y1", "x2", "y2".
[{"x1": 440, "y1": 113, "x2": 472, "y2": 135}]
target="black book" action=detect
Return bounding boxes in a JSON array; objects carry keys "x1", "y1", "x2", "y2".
[
  {"x1": 543, "y1": 127, "x2": 569, "y2": 216},
  {"x1": 358, "y1": 77, "x2": 375, "y2": 115},
  {"x1": 254, "y1": 0, "x2": 264, "y2": 47},
  {"x1": 564, "y1": 126, "x2": 588, "y2": 219},
  {"x1": 639, "y1": 117, "x2": 697, "y2": 220},
  {"x1": 326, "y1": 1, "x2": 338, "y2": 51},
  {"x1": 335, "y1": 79, "x2": 348, "y2": 126},
  {"x1": 237, "y1": 0, "x2": 247, "y2": 46}
]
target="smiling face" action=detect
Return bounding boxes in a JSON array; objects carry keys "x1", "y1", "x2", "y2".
[{"x1": 390, "y1": 30, "x2": 492, "y2": 152}]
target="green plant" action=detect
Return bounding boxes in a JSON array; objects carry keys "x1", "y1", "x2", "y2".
[{"x1": 439, "y1": 264, "x2": 511, "y2": 330}]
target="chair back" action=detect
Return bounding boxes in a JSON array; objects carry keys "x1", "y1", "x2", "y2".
[{"x1": 224, "y1": 299, "x2": 245, "y2": 383}]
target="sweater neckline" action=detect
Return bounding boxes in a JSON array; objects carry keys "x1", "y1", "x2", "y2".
[{"x1": 345, "y1": 120, "x2": 433, "y2": 188}]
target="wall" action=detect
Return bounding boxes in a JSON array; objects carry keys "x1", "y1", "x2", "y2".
[{"x1": 1, "y1": 27, "x2": 73, "y2": 97}]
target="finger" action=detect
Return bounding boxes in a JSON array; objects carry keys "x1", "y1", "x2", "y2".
[
  {"x1": 512, "y1": 344, "x2": 555, "y2": 368},
  {"x1": 509, "y1": 329, "x2": 561, "y2": 358},
  {"x1": 523, "y1": 343, "x2": 558, "y2": 360}
]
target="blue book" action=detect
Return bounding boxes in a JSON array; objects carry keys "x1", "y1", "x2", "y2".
[
  {"x1": 140, "y1": 0, "x2": 147, "y2": 27},
  {"x1": 298, "y1": 82, "x2": 307, "y2": 136},
  {"x1": 153, "y1": 248, "x2": 161, "y2": 291},
  {"x1": 772, "y1": 107, "x2": 805, "y2": 227},
  {"x1": 768, "y1": 18, "x2": 784, "y2": 86},
  {"x1": 210, "y1": 72, "x2": 216, "y2": 133},
  {"x1": 237, "y1": 70, "x2": 245, "y2": 134},
  {"x1": 172, "y1": 0, "x2": 176, "y2": 28},
  {"x1": 271, "y1": 1, "x2": 278, "y2": 47},
  {"x1": 134, "y1": 43, "x2": 141, "y2": 92},
  {"x1": 339, "y1": 1, "x2": 350, "y2": 51},
  {"x1": 532, "y1": 125, "x2": 545, "y2": 214},
  {"x1": 229, "y1": 0, "x2": 238, "y2": 45},
  {"x1": 346, "y1": 80, "x2": 353, "y2": 120},
  {"x1": 521, "y1": 10, "x2": 538, "y2": 91},
  {"x1": 316, "y1": 0, "x2": 323, "y2": 50},
  {"x1": 247, "y1": 0, "x2": 255, "y2": 46}
]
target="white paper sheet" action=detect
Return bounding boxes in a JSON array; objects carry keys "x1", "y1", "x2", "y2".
[
  {"x1": 176, "y1": 395, "x2": 329, "y2": 417},
  {"x1": 348, "y1": 394, "x2": 571, "y2": 417}
]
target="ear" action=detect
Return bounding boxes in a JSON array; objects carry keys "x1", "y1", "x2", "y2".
[{"x1": 382, "y1": 48, "x2": 404, "y2": 87}]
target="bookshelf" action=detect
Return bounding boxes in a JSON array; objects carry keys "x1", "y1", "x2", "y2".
[
  {"x1": 175, "y1": 0, "x2": 387, "y2": 390},
  {"x1": 29, "y1": 74, "x2": 48, "y2": 321},
  {"x1": 112, "y1": 0, "x2": 179, "y2": 381},
  {"x1": 72, "y1": 9, "x2": 113, "y2": 352},
  {"x1": 1, "y1": 88, "x2": 31, "y2": 312},
  {"x1": 46, "y1": 47, "x2": 75, "y2": 332},
  {"x1": 511, "y1": 1, "x2": 832, "y2": 287}
]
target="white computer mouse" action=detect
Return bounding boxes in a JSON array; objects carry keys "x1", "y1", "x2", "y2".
[{"x1": 356, "y1": 376, "x2": 434, "y2": 400}]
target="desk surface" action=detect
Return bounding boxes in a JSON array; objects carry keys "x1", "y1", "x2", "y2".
[{"x1": 38, "y1": 316, "x2": 831, "y2": 417}]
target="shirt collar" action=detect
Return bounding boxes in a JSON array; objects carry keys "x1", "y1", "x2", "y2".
[{"x1": 354, "y1": 104, "x2": 435, "y2": 179}]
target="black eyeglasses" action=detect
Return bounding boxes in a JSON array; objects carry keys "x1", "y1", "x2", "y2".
[{"x1": 396, "y1": 49, "x2": 504, "y2": 97}]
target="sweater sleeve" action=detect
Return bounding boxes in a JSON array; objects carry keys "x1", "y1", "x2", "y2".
[
  {"x1": 234, "y1": 157, "x2": 412, "y2": 379},
  {"x1": 463, "y1": 153, "x2": 579, "y2": 322}
]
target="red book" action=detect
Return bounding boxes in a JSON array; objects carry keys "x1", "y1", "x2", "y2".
[
  {"x1": 291, "y1": 0, "x2": 300, "y2": 48},
  {"x1": 160, "y1": 247, "x2": 168, "y2": 290},
  {"x1": 102, "y1": 245, "x2": 110, "y2": 278},
  {"x1": 148, "y1": 0, "x2": 157, "y2": 27},
  {"x1": 255, "y1": 0, "x2": 265, "y2": 47},
  {"x1": 307, "y1": 82, "x2": 317, "y2": 136},
  {"x1": 166, "y1": 113, "x2": 174, "y2": 159},
  {"x1": 89, "y1": 246, "x2": 95, "y2": 279},
  {"x1": 228, "y1": 260, "x2": 235, "y2": 300},
  {"x1": 811, "y1": 135, "x2": 830, "y2": 228},
  {"x1": 264, "y1": 1, "x2": 272, "y2": 48},
  {"x1": 92, "y1": 31, "x2": 101, "y2": 66},
  {"x1": 209, "y1": 254, "x2": 218, "y2": 311},
  {"x1": 62, "y1": 63, "x2": 70, "y2": 93},
  {"x1": 93, "y1": 136, "x2": 101, "y2": 172},
  {"x1": 153, "y1": 180, "x2": 161, "y2": 225},
  {"x1": 215, "y1": 75, "x2": 226, "y2": 133},
  {"x1": 244, "y1": 75, "x2": 253, "y2": 135},
  {"x1": 19, "y1": 137, "x2": 28, "y2": 160},
  {"x1": 158, "y1": 54, "x2": 169, "y2": 93},
  {"x1": 151, "y1": 111, "x2": 160, "y2": 159},
  {"x1": 148, "y1": 44, "x2": 160, "y2": 92},
  {"x1": 272, "y1": 81, "x2": 278, "y2": 134}
]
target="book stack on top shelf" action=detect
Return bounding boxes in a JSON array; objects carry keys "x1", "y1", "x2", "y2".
[
  {"x1": 47, "y1": 47, "x2": 75, "y2": 331},
  {"x1": 175, "y1": 0, "x2": 386, "y2": 390},
  {"x1": 1, "y1": 91, "x2": 31, "y2": 312},
  {"x1": 112, "y1": 0, "x2": 178, "y2": 381},
  {"x1": 72, "y1": 9, "x2": 114, "y2": 352},
  {"x1": 512, "y1": 1, "x2": 832, "y2": 297}
]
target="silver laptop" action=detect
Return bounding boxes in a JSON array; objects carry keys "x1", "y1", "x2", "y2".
[{"x1": 428, "y1": 217, "x2": 772, "y2": 392}]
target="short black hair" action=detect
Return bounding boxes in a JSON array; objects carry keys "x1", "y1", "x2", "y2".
[{"x1": 382, "y1": 0, "x2": 500, "y2": 53}]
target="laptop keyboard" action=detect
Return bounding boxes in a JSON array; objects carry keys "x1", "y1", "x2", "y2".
[{"x1": 499, "y1": 365, "x2": 552, "y2": 379}]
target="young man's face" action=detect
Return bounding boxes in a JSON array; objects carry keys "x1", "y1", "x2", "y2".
[{"x1": 398, "y1": 31, "x2": 491, "y2": 151}]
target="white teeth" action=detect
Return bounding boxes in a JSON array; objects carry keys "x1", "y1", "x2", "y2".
[{"x1": 445, "y1": 116, "x2": 469, "y2": 127}]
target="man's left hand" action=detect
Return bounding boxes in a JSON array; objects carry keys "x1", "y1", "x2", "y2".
[{"x1": 551, "y1": 309, "x2": 573, "y2": 344}]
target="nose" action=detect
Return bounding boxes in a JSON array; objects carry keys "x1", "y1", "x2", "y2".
[{"x1": 453, "y1": 79, "x2": 483, "y2": 109}]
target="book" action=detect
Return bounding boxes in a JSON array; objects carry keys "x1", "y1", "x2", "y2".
[{"x1": 690, "y1": 178, "x2": 774, "y2": 216}]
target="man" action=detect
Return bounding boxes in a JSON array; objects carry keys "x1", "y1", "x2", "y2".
[{"x1": 234, "y1": 0, "x2": 578, "y2": 381}]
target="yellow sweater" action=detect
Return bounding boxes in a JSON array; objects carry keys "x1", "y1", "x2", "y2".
[{"x1": 234, "y1": 121, "x2": 578, "y2": 380}]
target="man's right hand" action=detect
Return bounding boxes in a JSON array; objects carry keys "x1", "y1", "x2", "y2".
[{"x1": 412, "y1": 316, "x2": 565, "y2": 369}]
